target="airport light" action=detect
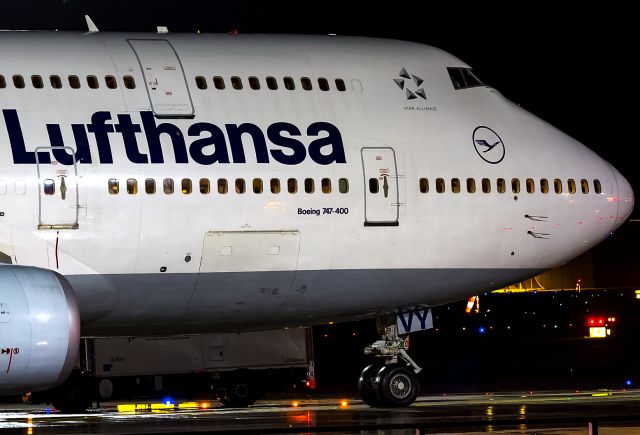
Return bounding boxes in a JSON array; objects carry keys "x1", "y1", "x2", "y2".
[
  {"x1": 292, "y1": 401, "x2": 299, "y2": 407},
  {"x1": 340, "y1": 400, "x2": 348, "y2": 408}
]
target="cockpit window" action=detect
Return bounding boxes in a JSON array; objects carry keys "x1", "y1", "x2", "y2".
[{"x1": 447, "y1": 67, "x2": 485, "y2": 90}]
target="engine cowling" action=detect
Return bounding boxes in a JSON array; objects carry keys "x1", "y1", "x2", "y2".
[{"x1": 0, "y1": 265, "x2": 80, "y2": 395}]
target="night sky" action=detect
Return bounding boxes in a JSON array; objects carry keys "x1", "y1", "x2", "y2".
[{"x1": 2, "y1": 1, "x2": 638, "y2": 286}]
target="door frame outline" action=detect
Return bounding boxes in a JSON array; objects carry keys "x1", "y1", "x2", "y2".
[
  {"x1": 361, "y1": 146, "x2": 400, "y2": 227},
  {"x1": 35, "y1": 146, "x2": 79, "y2": 230},
  {"x1": 127, "y1": 38, "x2": 196, "y2": 119}
]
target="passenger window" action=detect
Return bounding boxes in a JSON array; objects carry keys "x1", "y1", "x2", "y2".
[
  {"x1": 318, "y1": 77, "x2": 329, "y2": 91},
  {"x1": 419, "y1": 178, "x2": 429, "y2": 193},
  {"x1": 108, "y1": 178, "x2": 119, "y2": 194},
  {"x1": 200, "y1": 178, "x2": 210, "y2": 194},
  {"x1": 467, "y1": 178, "x2": 476, "y2": 193},
  {"x1": 511, "y1": 178, "x2": 520, "y2": 194},
  {"x1": 270, "y1": 178, "x2": 281, "y2": 194},
  {"x1": 213, "y1": 76, "x2": 225, "y2": 90},
  {"x1": 182, "y1": 178, "x2": 192, "y2": 194},
  {"x1": 482, "y1": 178, "x2": 491, "y2": 193},
  {"x1": 123, "y1": 75, "x2": 136, "y2": 89},
  {"x1": 581, "y1": 179, "x2": 589, "y2": 194},
  {"x1": 145, "y1": 178, "x2": 156, "y2": 194},
  {"x1": 266, "y1": 76, "x2": 278, "y2": 90},
  {"x1": 568, "y1": 179, "x2": 576, "y2": 194},
  {"x1": 301, "y1": 77, "x2": 312, "y2": 90},
  {"x1": 554, "y1": 178, "x2": 562, "y2": 194},
  {"x1": 249, "y1": 76, "x2": 260, "y2": 90},
  {"x1": 540, "y1": 178, "x2": 549, "y2": 194},
  {"x1": 435, "y1": 178, "x2": 445, "y2": 193},
  {"x1": 526, "y1": 178, "x2": 535, "y2": 193},
  {"x1": 126, "y1": 178, "x2": 138, "y2": 194},
  {"x1": 321, "y1": 178, "x2": 331, "y2": 193},
  {"x1": 163, "y1": 178, "x2": 174, "y2": 194},
  {"x1": 31, "y1": 75, "x2": 44, "y2": 89},
  {"x1": 13, "y1": 75, "x2": 25, "y2": 89},
  {"x1": 195, "y1": 76, "x2": 207, "y2": 89},
  {"x1": 288, "y1": 178, "x2": 298, "y2": 194},
  {"x1": 87, "y1": 75, "x2": 99, "y2": 89},
  {"x1": 497, "y1": 178, "x2": 506, "y2": 193},
  {"x1": 69, "y1": 75, "x2": 81, "y2": 89},
  {"x1": 305, "y1": 178, "x2": 315, "y2": 193},
  {"x1": 50, "y1": 75, "x2": 62, "y2": 89},
  {"x1": 227, "y1": 76, "x2": 241, "y2": 90},
  {"x1": 235, "y1": 178, "x2": 246, "y2": 194},
  {"x1": 284, "y1": 76, "x2": 295, "y2": 90},
  {"x1": 105, "y1": 75, "x2": 117, "y2": 89},
  {"x1": 335, "y1": 78, "x2": 346, "y2": 91},
  {"x1": 594, "y1": 179, "x2": 602, "y2": 194},
  {"x1": 451, "y1": 178, "x2": 461, "y2": 193},
  {"x1": 0, "y1": 75, "x2": 5, "y2": 88},
  {"x1": 369, "y1": 178, "x2": 379, "y2": 194},
  {"x1": 43, "y1": 179, "x2": 55, "y2": 195},
  {"x1": 339, "y1": 178, "x2": 349, "y2": 193},
  {"x1": 218, "y1": 178, "x2": 228, "y2": 194},
  {"x1": 253, "y1": 178, "x2": 263, "y2": 194}
]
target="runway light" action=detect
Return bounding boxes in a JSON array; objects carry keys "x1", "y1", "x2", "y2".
[
  {"x1": 478, "y1": 326, "x2": 486, "y2": 334},
  {"x1": 200, "y1": 402, "x2": 210, "y2": 409},
  {"x1": 340, "y1": 400, "x2": 348, "y2": 408},
  {"x1": 292, "y1": 401, "x2": 299, "y2": 407},
  {"x1": 626, "y1": 379, "x2": 632, "y2": 386}
]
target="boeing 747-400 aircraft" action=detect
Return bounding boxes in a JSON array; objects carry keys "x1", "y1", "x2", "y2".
[{"x1": 0, "y1": 28, "x2": 634, "y2": 409}]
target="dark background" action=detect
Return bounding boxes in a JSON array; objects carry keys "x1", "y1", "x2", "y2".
[{"x1": 2, "y1": 2, "x2": 638, "y2": 284}]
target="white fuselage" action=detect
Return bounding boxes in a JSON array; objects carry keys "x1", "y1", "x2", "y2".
[{"x1": 0, "y1": 32, "x2": 633, "y2": 335}]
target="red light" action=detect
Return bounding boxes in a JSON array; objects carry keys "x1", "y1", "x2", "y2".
[
  {"x1": 598, "y1": 319, "x2": 604, "y2": 325},
  {"x1": 589, "y1": 319, "x2": 595, "y2": 325}
]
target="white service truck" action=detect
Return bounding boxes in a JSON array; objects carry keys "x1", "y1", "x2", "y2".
[{"x1": 58, "y1": 328, "x2": 314, "y2": 409}]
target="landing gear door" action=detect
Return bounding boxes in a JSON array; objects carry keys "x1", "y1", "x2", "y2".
[
  {"x1": 36, "y1": 147, "x2": 79, "y2": 230},
  {"x1": 128, "y1": 39, "x2": 195, "y2": 119},
  {"x1": 361, "y1": 147, "x2": 399, "y2": 226}
]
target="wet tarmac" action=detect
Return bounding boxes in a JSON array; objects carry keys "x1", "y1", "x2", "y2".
[{"x1": 2, "y1": 389, "x2": 640, "y2": 434}]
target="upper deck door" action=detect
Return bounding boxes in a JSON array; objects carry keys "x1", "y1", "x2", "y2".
[
  {"x1": 128, "y1": 39, "x2": 195, "y2": 118},
  {"x1": 361, "y1": 147, "x2": 399, "y2": 226},
  {"x1": 36, "y1": 147, "x2": 79, "y2": 230}
]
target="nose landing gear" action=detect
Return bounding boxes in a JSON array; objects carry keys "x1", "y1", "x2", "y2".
[{"x1": 359, "y1": 322, "x2": 421, "y2": 407}]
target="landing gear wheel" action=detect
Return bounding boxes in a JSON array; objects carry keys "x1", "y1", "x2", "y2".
[
  {"x1": 358, "y1": 362, "x2": 384, "y2": 407},
  {"x1": 374, "y1": 363, "x2": 419, "y2": 407}
]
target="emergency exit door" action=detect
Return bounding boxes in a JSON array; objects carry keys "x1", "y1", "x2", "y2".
[
  {"x1": 128, "y1": 39, "x2": 195, "y2": 118},
  {"x1": 361, "y1": 147, "x2": 399, "y2": 226},
  {"x1": 36, "y1": 147, "x2": 79, "y2": 229}
]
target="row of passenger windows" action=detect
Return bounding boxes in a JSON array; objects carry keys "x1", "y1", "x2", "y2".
[
  {"x1": 98, "y1": 177, "x2": 350, "y2": 196},
  {"x1": 195, "y1": 75, "x2": 347, "y2": 92},
  {"x1": 416, "y1": 177, "x2": 603, "y2": 195},
  {"x1": 0, "y1": 74, "x2": 136, "y2": 90}
]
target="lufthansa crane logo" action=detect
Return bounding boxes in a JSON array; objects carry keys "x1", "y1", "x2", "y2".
[
  {"x1": 394, "y1": 68, "x2": 427, "y2": 101},
  {"x1": 473, "y1": 126, "x2": 505, "y2": 164}
]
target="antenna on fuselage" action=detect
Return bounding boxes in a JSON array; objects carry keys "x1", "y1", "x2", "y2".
[{"x1": 85, "y1": 15, "x2": 99, "y2": 34}]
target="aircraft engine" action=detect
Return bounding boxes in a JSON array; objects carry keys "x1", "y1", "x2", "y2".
[{"x1": 0, "y1": 265, "x2": 80, "y2": 395}]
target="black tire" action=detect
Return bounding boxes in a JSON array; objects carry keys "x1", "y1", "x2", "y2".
[
  {"x1": 374, "y1": 363, "x2": 419, "y2": 407},
  {"x1": 358, "y1": 362, "x2": 384, "y2": 407},
  {"x1": 219, "y1": 378, "x2": 257, "y2": 408}
]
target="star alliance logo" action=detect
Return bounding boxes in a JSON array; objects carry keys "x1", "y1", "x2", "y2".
[{"x1": 394, "y1": 67, "x2": 427, "y2": 100}]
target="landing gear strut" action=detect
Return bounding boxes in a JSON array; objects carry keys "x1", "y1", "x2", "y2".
[{"x1": 359, "y1": 321, "x2": 421, "y2": 407}]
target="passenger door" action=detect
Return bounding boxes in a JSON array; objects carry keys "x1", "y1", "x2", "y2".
[
  {"x1": 36, "y1": 147, "x2": 79, "y2": 229},
  {"x1": 128, "y1": 39, "x2": 195, "y2": 118},
  {"x1": 361, "y1": 147, "x2": 399, "y2": 226}
]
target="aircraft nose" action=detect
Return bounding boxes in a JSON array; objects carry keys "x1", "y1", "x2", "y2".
[{"x1": 613, "y1": 167, "x2": 634, "y2": 223}]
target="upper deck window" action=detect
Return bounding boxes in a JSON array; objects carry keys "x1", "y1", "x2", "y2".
[{"x1": 447, "y1": 67, "x2": 484, "y2": 90}]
